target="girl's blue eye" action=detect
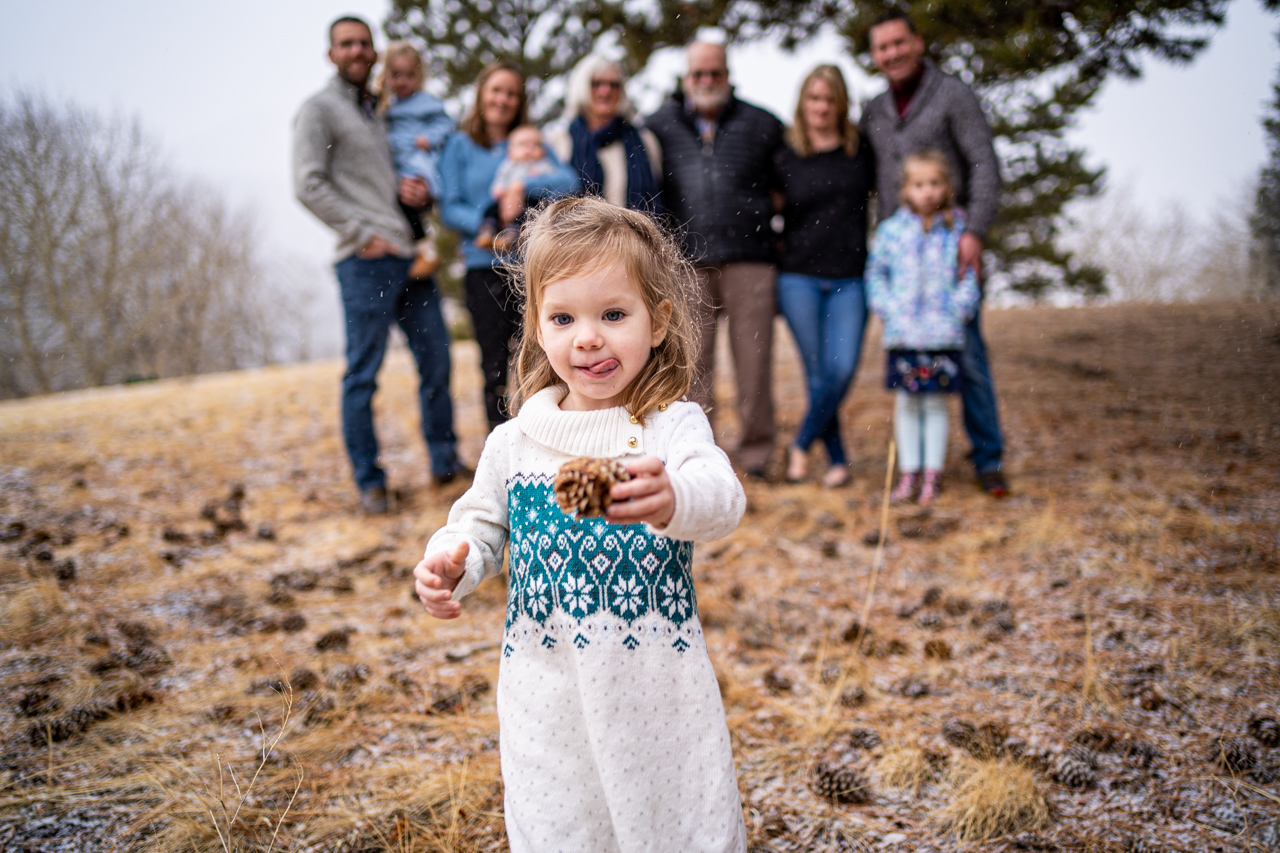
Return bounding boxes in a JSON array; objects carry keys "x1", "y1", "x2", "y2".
[
  {"x1": 603, "y1": 310, "x2": 625, "y2": 322},
  {"x1": 551, "y1": 314, "x2": 572, "y2": 326}
]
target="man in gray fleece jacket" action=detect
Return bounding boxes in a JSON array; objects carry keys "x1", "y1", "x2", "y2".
[
  {"x1": 294, "y1": 16, "x2": 462, "y2": 513},
  {"x1": 860, "y1": 11, "x2": 1009, "y2": 497}
]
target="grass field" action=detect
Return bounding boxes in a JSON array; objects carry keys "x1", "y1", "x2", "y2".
[{"x1": 1, "y1": 301, "x2": 1278, "y2": 852}]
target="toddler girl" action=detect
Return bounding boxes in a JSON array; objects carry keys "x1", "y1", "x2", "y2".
[
  {"x1": 477, "y1": 123, "x2": 558, "y2": 252},
  {"x1": 866, "y1": 150, "x2": 981, "y2": 505},
  {"x1": 414, "y1": 196, "x2": 748, "y2": 851},
  {"x1": 378, "y1": 42, "x2": 453, "y2": 278}
]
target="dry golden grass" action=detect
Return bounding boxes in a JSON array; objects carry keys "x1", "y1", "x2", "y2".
[
  {"x1": 935, "y1": 756, "x2": 1050, "y2": 842},
  {"x1": 874, "y1": 742, "x2": 935, "y2": 795},
  {"x1": 2, "y1": 303, "x2": 1279, "y2": 851}
]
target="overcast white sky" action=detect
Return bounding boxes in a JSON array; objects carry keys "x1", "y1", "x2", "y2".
[{"x1": 1, "y1": 0, "x2": 1275, "y2": 335}]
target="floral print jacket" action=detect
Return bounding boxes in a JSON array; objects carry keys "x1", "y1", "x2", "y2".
[{"x1": 866, "y1": 207, "x2": 981, "y2": 351}]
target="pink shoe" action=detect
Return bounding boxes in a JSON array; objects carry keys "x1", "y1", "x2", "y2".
[
  {"x1": 918, "y1": 471, "x2": 943, "y2": 506},
  {"x1": 890, "y1": 472, "x2": 919, "y2": 503}
]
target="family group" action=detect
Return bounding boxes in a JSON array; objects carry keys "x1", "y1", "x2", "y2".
[
  {"x1": 293, "y1": 11, "x2": 1009, "y2": 515},
  {"x1": 293, "y1": 16, "x2": 1008, "y2": 848}
]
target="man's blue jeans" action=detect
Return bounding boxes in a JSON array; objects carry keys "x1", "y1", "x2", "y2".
[
  {"x1": 776, "y1": 273, "x2": 867, "y2": 467},
  {"x1": 335, "y1": 255, "x2": 458, "y2": 491},
  {"x1": 960, "y1": 307, "x2": 1004, "y2": 474}
]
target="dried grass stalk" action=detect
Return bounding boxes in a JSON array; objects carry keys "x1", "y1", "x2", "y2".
[
  {"x1": 876, "y1": 743, "x2": 936, "y2": 795},
  {"x1": 936, "y1": 756, "x2": 1049, "y2": 842}
]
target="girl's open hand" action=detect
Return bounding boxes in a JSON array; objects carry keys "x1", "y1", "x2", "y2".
[
  {"x1": 414, "y1": 542, "x2": 468, "y2": 619},
  {"x1": 606, "y1": 456, "x2": 675, "y2": 529}
]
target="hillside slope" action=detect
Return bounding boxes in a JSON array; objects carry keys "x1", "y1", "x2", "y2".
[{"x1": 1, "y1": 302, "x2": 1278, "y2": 852}]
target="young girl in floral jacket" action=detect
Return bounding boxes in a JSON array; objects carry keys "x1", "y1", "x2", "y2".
[{"x1": 866, "y1": 150, "x2": 981, "y2": 505}]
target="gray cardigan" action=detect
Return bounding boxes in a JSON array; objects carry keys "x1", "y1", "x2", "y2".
[
  {"x1": 860, "y1": 60, "x2": 1001, "y2": 237},
  {"x1": 293, "y1": 75, "x2": 413, "y2": 261}
]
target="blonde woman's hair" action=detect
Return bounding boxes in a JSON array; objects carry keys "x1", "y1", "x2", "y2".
[
  {"x1": 376, "y1": 42, "x2": 426, "y2": 114},
  {"x1": 510, "y1": 196, "x2": 700, "y2": 425},
  {"x1": 787, "y1": 65, "x2": 859, "y2": 158},
  {"x1": 901, "y1": 149, "x2": 957, "y2": 230}
]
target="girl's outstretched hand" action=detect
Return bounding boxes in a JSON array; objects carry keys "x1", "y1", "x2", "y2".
[
  {"x1": 606, "y1": 456, "x2": 675, "y2": 529},
  {"x1": 414, "y1": 542, "x2": 468, "y2": 619}
]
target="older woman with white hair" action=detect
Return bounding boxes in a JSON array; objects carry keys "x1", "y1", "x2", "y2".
[{"x1": 546, "y1": 55, "x2": 662, "y2": 212}]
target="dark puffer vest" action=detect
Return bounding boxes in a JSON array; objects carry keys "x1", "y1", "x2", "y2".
[{"x1": 646, "y1": 90, "x2": 784, "y2": 266}]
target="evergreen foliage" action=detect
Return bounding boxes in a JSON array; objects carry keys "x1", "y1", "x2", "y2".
[
  {"x1": 387, "y1": 0, "x2": 1229, "y2": 297},
  {"x1": 1252, "y1": 14, "x2": 1280, "y2": 291}
]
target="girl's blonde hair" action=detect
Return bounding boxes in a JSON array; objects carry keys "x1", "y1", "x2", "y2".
[
  {"x1": 376, "y1": 42, "x2": 426, "y2": 114},
  {"x1": 901, "y1": 149, "x2": 957, "y2": 230},
  {"x1": 787, "y1": 64, "x2": 859, "y2": 158},
  {"x1": 510, "y1": 196, "x2": 700, "y2": 425}
]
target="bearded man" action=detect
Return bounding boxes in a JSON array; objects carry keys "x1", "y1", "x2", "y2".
[{"x1": 646, "y1": 41, "x2": 785, "y2": 479}]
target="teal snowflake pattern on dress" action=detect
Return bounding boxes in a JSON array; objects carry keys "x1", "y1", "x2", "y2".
[{"x1": 504, "y1": 476, "x2": 699, "y2": 655}]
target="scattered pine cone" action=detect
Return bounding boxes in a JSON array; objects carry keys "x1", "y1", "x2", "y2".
[
  {"x1": 315, "y1": 627, "x2": 354, "y2": 652},
  {"x1": 921, "y1": 586, "x2": 944, "y2": 606},
  {"x1": 1072, "y1": 725, "x2": 1117, "y2": 753},
  {"x1": 17, "y1": 690, "x2": 58, "y2": 718},
  {"x1": 820, "y1": 663, "x2": 843, "y2": 684},
  {"x1": 1209, "y1": 735, "x2": 1259, "y2": 774},
  {"x1": 1248, "y1": 715, "x2": 1280, "y2": 748},
  {"x1": 328, "y1": 663, "x2": 370, "y2": 688},
  {"x1": 942, "y1": 719, "x2": 978, "y2": 751},
  {"x1": 845, "y1": 728, "x2": 882, "y2": 751},
  {"x1": 280, "y1": 612, "x2": 307, "y2": 632},
  {"x1": 838, "y1": 686, "x2": 867, "y2": 708},
  {"x1": 916, "y1": 612, "x2": 944, "y2": 630},
  {"x1": 809, "y1": 761, "x2": 871, "y2": 804},
  {"x1": 1053, "y1": 753, "x2": 1097, "y2": 789},
  {"x1": 28, "y1": 702, "x2": 113, "y2": 746},
  {"x1": 763, "y1": 669, "x2": 793, "y2": 694},
  {"x1": 290, "y1": 667, "x2": 320, "y2": 692},
  {"x1": 923, "y1": 638, "x2": 952, "y2": 660},
  {"x1": 1063, "y1": 744, "x2": 1100, "y2": 768},
  {"x1": 941, "y1": 595, "x2": 971, "y2": 616},
  {"x1": 554, "y1": 457, "x2": 632, "y2": 517}
]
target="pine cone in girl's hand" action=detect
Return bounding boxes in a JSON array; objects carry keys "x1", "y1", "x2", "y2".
[{"x1": 554, "y1": 458, "x2": 632, "y2": 517}]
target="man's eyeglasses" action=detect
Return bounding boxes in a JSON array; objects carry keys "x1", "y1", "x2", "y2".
[{"x1": 689, "y1": 69, "x2": 727, "y2": 82}]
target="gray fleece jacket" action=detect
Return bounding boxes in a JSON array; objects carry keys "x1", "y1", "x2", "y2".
[
  {"x1": 293, "y1": 75, "x2": 413, "y2": 261},
  {"x1": 860, "y1": 60, "x2": 1001, "y2": 237}
]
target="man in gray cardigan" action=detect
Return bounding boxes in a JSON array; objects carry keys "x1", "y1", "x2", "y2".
[
  {"x1": 294, "y1": 16, "x2": 462, "y2": 513},
  {"x1": 861, "y1": 11, "x2": 1010, "y2": 497}
]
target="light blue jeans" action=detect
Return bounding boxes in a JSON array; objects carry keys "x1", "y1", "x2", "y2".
[
  {"x1": 895, "y1": 391, "x2": 949, "y2": 472},
  {"x1": 776, "y1": 273, "x2": 867, "y2": 467}
]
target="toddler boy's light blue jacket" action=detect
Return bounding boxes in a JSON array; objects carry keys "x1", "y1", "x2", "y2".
[{"x1": 866, "y1": 207, "x2": 981, "y2": 351}]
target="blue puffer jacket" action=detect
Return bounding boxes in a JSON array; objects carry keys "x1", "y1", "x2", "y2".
[{"x1": 866, "y1": 208, "x2": 980, "y2": 350}]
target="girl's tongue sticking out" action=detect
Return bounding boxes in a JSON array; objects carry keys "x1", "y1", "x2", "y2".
[{"x1": 588, "y1": 358, "x2": 619, "y2": 375}]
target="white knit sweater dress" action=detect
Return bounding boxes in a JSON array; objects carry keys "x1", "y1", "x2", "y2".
[{"x1": 425, "y1": 386, "x2": 747, "y2": 853}]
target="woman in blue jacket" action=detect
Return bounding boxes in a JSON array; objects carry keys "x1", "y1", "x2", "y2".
[{"x1": 439, "y1": 60, "x2": 580, "y2": 430}]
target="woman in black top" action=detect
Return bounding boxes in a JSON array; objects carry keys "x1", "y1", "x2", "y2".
[{"x1": 776, "y1": 64, "x2": 875, "y2": 487}]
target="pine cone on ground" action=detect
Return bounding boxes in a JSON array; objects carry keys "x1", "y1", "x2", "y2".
[
  {"x1": 838, "y1": 686, "x2": 867, "y2": 708},
  {"x1": 942, "y1": 719, "x2": 978, "y2": 751},
  {"x1": 1248, "y1": 715, "x2": 1280, "y2": 748},
  {"x1": 1209, "y1": 735, "x2": 1259, "y2": 774},
  {"x1": 846, "y1": 728, "x2": 882, "y2": 751},
  {"x1": 1054, "y1": 753, "x2": 1097, "y2": 789},
  {"x1": 810, "y1": 761, "x2": 871, "y2": 804},
  {"x1": 554, "y1": 457, "x2": 632, "y2": 517},
  {"x1": 1064, "y1": 744, "x2": 1100, "y2": 768}
]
